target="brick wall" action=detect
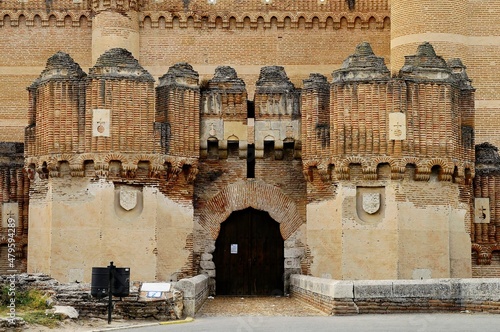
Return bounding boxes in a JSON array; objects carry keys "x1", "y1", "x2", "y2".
[
  {"x1": 0, "y1": 0, "x2": 390, "y2": 142},
  {"x1": 0, "y1": 143, "x2": 28, "y2": 275},
  {"x1": 391, "y1": 0, "x2": 500, "y2": 147}
]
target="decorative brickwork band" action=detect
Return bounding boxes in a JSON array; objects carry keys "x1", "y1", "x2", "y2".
[{"x1": 199, "y1": 180, "x2": 304, "y2": 240}]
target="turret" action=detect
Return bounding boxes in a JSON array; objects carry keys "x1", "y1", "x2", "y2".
[
  {"x1": 85, "y1": 48, "x2": 156, "y2": 156},
  {"x1": 25, "y1": 52, "x2": 86, "y2": 176},
  {"x1": 156, "y1": 63, "x2": 200, "y2": 160},
  {"x1": 91, "y1": 0, "x2": 142, "y2": 64}
]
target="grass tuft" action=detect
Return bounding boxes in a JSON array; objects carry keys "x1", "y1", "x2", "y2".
[
  {"x1": 21, "y1": 311, "x2": 63, "y2": 328},
  {"x1": 0, "y1": 286, "x2": 63, "y2": 327}
]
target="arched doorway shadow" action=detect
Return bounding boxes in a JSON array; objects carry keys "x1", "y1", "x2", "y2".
[{"x1": 213, "y1": 208, "x2": 284, "y2": 296}]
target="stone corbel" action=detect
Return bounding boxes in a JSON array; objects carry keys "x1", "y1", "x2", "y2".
[
  {"x1": 391, "y1": 166, "x2": 405, "y2": 180},
  {"x1": 94, "y1": 162, "x2": 109, "y2": 179},
  {"x1": 183, "y1": 165, "x2": 198, "y2": 183},
  {"x1": 335, "y1": 166, "x2": 350, "y2": 180},
  {"x1": 439, "y1": 167, "x2": 454, "y2": 182},
  {"x1": 167, "y1": 165, "x2": 182, "y2": 181},
  {"x1": 47, "y1": 161, "x2": 60, "y2": 178},
  {"x1": 121, "y1": 164, "x2": 137, "y2": 179},
  {"x1": 302, "y1": 167, "x2": 313, "y2": 182},
  {"x1": 415, "y1": 168, "x2": 430, "y2": 181},
  {"x1": 317, "y1": 164, "x2": 331, "y2": 182},
  {"x1": 69, "y1": 163, "x2": 85, "y2": 177},
  {"x1": 362, "y1": 166, "x2": 377, "y2": 180},
  {"x1": 26, "y1": 165, "x2": 36, "y2": 181},
  {"x1": 149, "y1": 162, "x2": 165, "y2": 179},
  {"x1": 36, "y1": 165, "x2": 48, "y2": 180},
  {"x1": 478, "y1": 251, "x2": 492, "y2": 265}
]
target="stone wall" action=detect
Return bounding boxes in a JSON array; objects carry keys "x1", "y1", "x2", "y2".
[
  {"x1": 0, "y1": 274, "x2": 184, "y2": 320},
  {"x1": 290, "y1": 274, "x2": 500, "y2": 315}
]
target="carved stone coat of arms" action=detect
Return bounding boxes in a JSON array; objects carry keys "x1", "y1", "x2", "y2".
[
  {"x1": 362, "y1": 192, "x2": 381, "y2": 214},
  {"x1": 119, "y1": 187, "x2": 138, "y2": 211}
]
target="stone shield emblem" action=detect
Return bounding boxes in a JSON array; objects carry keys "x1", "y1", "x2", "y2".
[
  {"x1": 362, "y1": 192, "x2": 380, "y2": 215},
  {"x1": 120, "y1": 188, "x2": 138, "y2": 211}
]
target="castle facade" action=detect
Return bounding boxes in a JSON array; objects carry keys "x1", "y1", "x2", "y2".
[{"x1": 0, "y1": 0, "x2": 499, "y2": 292}]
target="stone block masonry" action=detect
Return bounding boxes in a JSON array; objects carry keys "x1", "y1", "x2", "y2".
[
  {"x1": 0, "y1": 273, "x2": 211, "y2": 320},
  {"x1": 290, "y1": 274, "x2": 500, "y2": 315}
]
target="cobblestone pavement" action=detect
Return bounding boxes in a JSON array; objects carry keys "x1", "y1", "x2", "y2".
[{"x1": 197, "y1": 296, "x2": 328, "y2": 317}]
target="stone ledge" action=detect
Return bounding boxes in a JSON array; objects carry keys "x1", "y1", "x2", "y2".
[
  {"x1": 290, "y1": 275, "x2": 500, "y2": 315},
  {"x1": 173, "y1": 275, "x2": 209, "y2": 317}
]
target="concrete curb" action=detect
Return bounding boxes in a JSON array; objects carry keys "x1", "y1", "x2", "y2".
[
  {"x1": 91, "y1": 322, "x2": 160, "y2": 332},
  {"x1": 160, "y1": 317, "x2": 195, "y2": 325},
  {"x1": 91, "y1": 317, "x2": 194, "y2": 331}
]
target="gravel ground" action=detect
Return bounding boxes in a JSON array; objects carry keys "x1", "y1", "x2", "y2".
[{"x1": 197, "y1": 296, "x2": 328, "y2": 317}]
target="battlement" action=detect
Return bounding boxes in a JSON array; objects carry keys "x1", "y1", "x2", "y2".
[{"x1": 0, "y1": 0, "x2": 390, "y2": 29}]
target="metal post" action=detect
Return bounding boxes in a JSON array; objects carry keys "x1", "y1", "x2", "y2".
[{"x1": 108, "y1": 261, "x2": 115, "y2": 324}]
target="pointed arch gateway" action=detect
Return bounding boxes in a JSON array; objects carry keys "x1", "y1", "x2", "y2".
[
  {"x1": 199, "y1": 180, "x2": 305, "y2": 295},
  {"x1": 198, "y1": 180, "x2": 304, "y2": 241}
]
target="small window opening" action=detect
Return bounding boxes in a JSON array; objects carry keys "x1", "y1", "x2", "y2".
[
  {"x1": 264, "y1": 140, "x2": 275, "y2": 159},
  {"x1": 208, "y1": 137, "x2": 219, "y2": 159},
  {"x1": 137, "y1": 161, "x2": 150, "y2": 178},
  {"x1": 228, "y1": 140, "x2": 239, "y2": 158},
  {"x1": 283, "y1": 140, "x2": 295, "y2": 160},
  {"x1": 247, "y1": 100, "x2": 255, "y2": 118},
  {"x1": 84, "y1": 160, "x2": 95, "y2": 177},
  {"x1": 247, "y1": 144, "x2": 255, "y2": 178},
  {"x1": 430, "y1": 165, "x2": 440, "y2": 182}
]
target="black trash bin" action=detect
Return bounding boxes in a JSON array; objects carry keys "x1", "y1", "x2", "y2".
[
  {"x1": 113, "y1": 267, "x2": 130, "y2": 297},
  {"x1": 91, "y1": 267, "x2": 109, "y2": 298},
  {"x1": 91, "y1": 266, "x2": 130, "y2": 298}
]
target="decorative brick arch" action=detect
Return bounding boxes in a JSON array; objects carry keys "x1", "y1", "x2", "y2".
[{"x1": 199, "y1": 180, "x2": 304, "y2": 240}]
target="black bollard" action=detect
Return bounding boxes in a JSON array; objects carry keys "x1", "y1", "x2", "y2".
[{"x1": 108, "y1": 261, "x2": 115, "y2": 324}]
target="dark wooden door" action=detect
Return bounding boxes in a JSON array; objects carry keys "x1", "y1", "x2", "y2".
[{"x1": 213, "y1": 208, "x2": 284, "y2": 296}]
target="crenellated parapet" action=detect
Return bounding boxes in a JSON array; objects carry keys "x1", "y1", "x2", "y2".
[
  {"x1": 91, "y1": 0, "x2": 144, "y2": 13},
  {"x1": 0, "y1": 0, "x2": 391, "y2": 29},
  {"x1": 200, "y1": 66, "x2": 248, "y2": 159},
  {"x1": 301, "y1": 42, "x2": 475, "y2": 184},
  {"x1": 254, "y1": 66, "x2": 301, "y2": 158},
  {"x1": 201, "y1": 66, "x2": 247, "y2": 119}
]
